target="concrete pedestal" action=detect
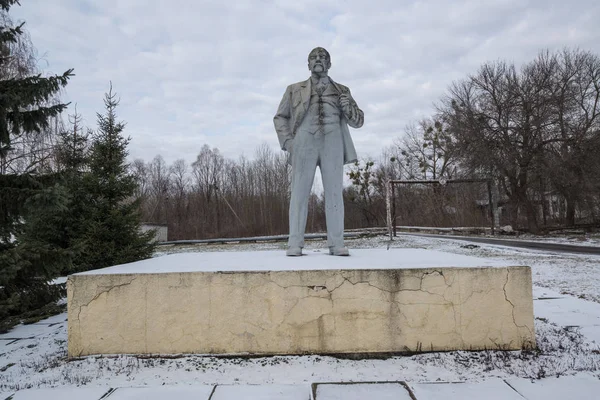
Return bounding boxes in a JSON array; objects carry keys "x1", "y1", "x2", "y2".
[{"x1": 67, "y1": 249, "x2": 535, "y2": 357}]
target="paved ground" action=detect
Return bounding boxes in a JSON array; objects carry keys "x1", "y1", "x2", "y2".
[{"x1": 3, "y1": 376, "x2": 600, "y2": 399}]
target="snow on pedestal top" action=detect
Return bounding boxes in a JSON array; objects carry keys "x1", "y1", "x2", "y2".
[{"x1": 74, "y1": 248, "x2": 513, "y2": 275}]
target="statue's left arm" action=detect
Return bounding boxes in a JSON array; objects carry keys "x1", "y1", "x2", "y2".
[{"x1": 340, "y1": 88, "x2": 364, "y2": 129}]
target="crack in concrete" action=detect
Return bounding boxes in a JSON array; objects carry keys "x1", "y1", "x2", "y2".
[
  {"x1": 503, "y1": 267, "x2": 534, "y2": 338},
  {"x1": 264, "y1": 270, "x2": 452, "y2": 297},
  {"x1": 74, "y1": 277, "x2": 137, "y2": 356},
  {"x1": 273, "y1": 271, "x2": 462, "y2": 335},
  {"x1": 80, "y1": 277, "x2": 138, "y2": 311},
  {"x1": 334, "y1": 271, "x2": 451, "y2": 299}
]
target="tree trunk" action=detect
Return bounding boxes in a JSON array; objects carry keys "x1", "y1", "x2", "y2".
[
  {"x1": 565, "y1": 197, "x2": 576, "y2": 227},
  {"x1": 524, "y1": 200, "x2": 539, "y2": 234}
]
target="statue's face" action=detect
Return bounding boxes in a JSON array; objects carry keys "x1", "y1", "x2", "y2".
[{"x1": 308, "y1": 48, "x2": 331, "y2": 74}]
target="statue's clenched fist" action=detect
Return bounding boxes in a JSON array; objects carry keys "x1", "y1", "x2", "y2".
[{"x1": 339, "y1": 93, "x2": 353, "y2": 118}]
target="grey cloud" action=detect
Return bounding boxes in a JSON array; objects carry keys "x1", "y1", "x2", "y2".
[{"x1": 11, "y1": 0, "x2": 600, "y2": 166}]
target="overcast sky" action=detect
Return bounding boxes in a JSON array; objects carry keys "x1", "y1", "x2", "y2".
[{"x1": 11, "y1": 0, "x2": 600, "y2": 167}]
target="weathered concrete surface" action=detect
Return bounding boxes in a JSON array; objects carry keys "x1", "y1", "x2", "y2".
[{"x1": 67, "y1": 251, "x2": 535, "y2": 357}]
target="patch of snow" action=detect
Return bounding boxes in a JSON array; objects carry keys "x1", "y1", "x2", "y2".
[
  {"x1": 0, "y1": 338, "x2": 36, "y2": 351},
  {"x1": 50, "y1": 277, "x2": 67, "y2": 285},
  {"x1": 31, "y1": 314, "x2": 67, "y2": 326},
  {"x1": 533, "y1": 289, "x2": 600, "y2": 344},
  {"x1": 0, "y1": 320, "x2": 64, "y2": 340}
]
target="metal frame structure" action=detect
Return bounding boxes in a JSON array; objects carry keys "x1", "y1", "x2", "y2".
[{"x1": 385, "y1": 178, "x2": 495, "y2": 239}]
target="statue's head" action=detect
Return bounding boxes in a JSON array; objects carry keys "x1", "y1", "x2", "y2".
[{"x1": 308, "y1": 47, "x2": 331, "y2": 74}]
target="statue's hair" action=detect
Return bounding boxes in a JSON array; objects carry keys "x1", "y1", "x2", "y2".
[{"x1": 308, "y1": 47, "x2": 331, "y2": 62}]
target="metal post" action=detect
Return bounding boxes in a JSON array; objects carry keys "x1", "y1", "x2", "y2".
[
  {"x1": 392, "y1": 184, "x2": 397, "y2": 237},
  {"x1": 386, "y1": 180, "x2": 393, "y2": 240},
  {"x1": 487, "y1": 180, "x2": 495, "y2": 235}
]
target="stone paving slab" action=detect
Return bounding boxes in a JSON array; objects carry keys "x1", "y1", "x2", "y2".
[
  {"x1": 506, "y1": 375, "x2": 600, "y2": 399},
  {"x1": 314, "y1": 382, "x2": 412, "y2": 399},
  {"x1": 8, "y1": 387, "x2": 113, "y2": 399},
  {"x1": 107, "y1": 385, "x2": 214, "y2": 399},
  {"x1": 409, "y1": 380, "x2": 522, "y2": 399},
  {"x1": 210, "y1": 384, "x2": 310, "y2": 400},
  {"x1": 6, "y1": 378, "x2": 600, "y2": 399}
]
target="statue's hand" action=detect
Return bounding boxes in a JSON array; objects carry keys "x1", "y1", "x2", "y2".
[{"x1": 339, "y1": 93, "x2": 353, "y2": 118}]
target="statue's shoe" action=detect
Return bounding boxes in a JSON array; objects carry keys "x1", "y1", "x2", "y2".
[
  {"x1": 329, "y1": 246, "x2": 349, "y2": 256},
  {"x1": 286, "y1": 247, "x2": 303, "y2": 256}
]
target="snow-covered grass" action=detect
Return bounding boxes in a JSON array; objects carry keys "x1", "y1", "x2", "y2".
[
  {"x1": 1, "y1": 316, "x2": 598, "y2": 392},
  {"x1": 1, "y1": 234, "x2": 600, "y2": 393}
]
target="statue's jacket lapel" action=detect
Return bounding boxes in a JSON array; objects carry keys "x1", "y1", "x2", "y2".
[{"x1": 292, "y1": 79, "x2": 311, "y2": 135}]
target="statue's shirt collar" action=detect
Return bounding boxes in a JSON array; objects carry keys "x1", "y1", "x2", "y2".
[{"x1": 310, "y1": 75, "x2": 330, "y2": 86}]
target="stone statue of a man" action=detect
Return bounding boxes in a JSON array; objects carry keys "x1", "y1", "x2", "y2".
[{"x1": 274, "y1": 47, "x2": 364, "y2": 256}]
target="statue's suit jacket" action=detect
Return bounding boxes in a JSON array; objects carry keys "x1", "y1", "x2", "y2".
[{"x1": 273, "y1": 77, "x2": 363, "y2": 165}]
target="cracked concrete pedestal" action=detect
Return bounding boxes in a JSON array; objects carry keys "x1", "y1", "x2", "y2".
[{"x1": 67, "y1": 249, "x2": 535, "y2": 357}]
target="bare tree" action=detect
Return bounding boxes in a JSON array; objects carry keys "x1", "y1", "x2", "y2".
[
  {"x1": 168, "y1": 158, "x2": 189, "y2": 239},
  {"x1": 543, "y1": 49, "x2": 600, "y2": 225},
  {"x1": 396, "y1": 117, "x2": 458, "y2": 180},
  {"x1": 191, "y1": 145, "x2": 225, "y2": 236},
  {"x1": 440, "y1": 57, "x2": 554, "y2": 232},
  {"x1": 146, "y1": 155, "x2": 171, "y2": 224}
]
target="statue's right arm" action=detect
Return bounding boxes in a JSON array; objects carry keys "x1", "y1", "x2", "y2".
[{"x1": 273, "y1": 85, "x2": 294, "y2": 151}]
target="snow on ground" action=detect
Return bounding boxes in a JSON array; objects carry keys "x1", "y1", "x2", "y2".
[{"x1": 1, "y1": 234, "x2": 600, "y2": 394}]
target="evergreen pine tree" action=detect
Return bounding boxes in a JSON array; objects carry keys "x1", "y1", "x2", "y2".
[
  {"x1": 0, "y1": 0, "x2": 74, "y2": 326},
  {"x1": 56, "y1": 107, "x2": 89, "y2": 174},
  {"x1": 54, "y1": 108, "x2": 90, "y2": 275},
  {"x1": 76, "y1": 85, "x2": 155, "y2": 271}
]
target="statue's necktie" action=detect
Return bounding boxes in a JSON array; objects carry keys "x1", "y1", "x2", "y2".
[{"x1": 315, "y1": 82, "x2": 327, "y2": 96}]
